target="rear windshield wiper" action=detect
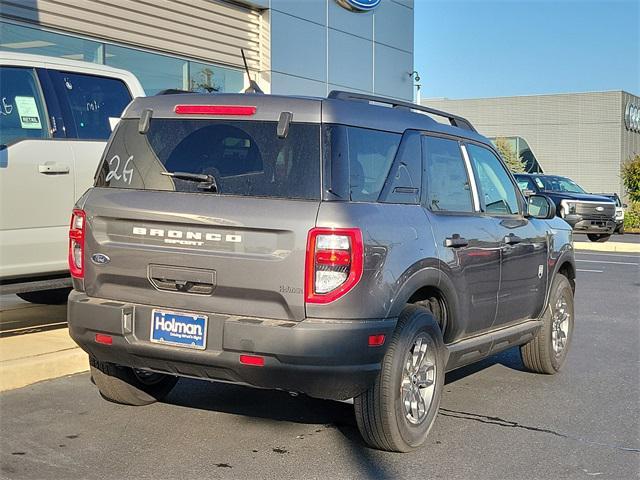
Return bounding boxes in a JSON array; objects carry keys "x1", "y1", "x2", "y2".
[{"x1": 160, "y1": 171, "x2": 218, "y2": 192}]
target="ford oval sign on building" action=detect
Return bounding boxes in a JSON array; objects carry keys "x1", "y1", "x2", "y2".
[{"x1": 336, "y1": 0, "x2": 381, "y2": 12}]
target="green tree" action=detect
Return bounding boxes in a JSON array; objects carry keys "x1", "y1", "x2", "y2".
[
  {"x1": 621, "y1": 153, "x2": 640, "y2": 203},
  {"x1": 494, "y1": 137, "x2": 526, "y2": 173}
]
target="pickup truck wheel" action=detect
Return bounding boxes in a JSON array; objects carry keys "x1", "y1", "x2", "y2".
[
  {"x1": 16, "y1": 288, "x2": 70, "y2": 305},
  {"x1": 521, "y1": 274, "x2": 574, "y2": 374},
  {"x1": 89, "y1": 357, "x2": 178, "y2": 406},
  {"x1": 354, "y1": 305, "x2": 444, "y2": 452},
  {"x1": 587, "y1": 233, "x2": 611, "y2": 242}
]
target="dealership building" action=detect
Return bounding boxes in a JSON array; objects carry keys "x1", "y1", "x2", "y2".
[
  {"x1": 424, "y1": 91, "x2": 640, "y2": 200},
  {"x1": 0, "y1": 0, "x2": 414, "y2": 100}
]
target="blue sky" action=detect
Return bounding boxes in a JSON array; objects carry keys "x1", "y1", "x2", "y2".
[{"x1": 414, "y1": 0, "x2": 640, "y2": 99}]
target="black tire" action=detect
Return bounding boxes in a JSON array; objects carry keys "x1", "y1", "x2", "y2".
[
  {"x1": 89, "y1": 357, "x2": 178, "y2": 406},
  {"x1": 587, "y1": 233, "x2": 611, "y2": 243},
  {"x1": 354, "y1": 305, "x2": 445, "y2": 452},
  {"x1": 617, "y1": 225, "x2": 625, "y2": 235},
  {"x1": 16, "y1": 287, "x2": 71, "y2": 305},
  {"x1": 521, "y1": 274, "x2": 574, "y2": 374}
]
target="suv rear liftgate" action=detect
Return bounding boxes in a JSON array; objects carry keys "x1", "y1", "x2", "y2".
[{"x1": 69, "y1": 96, "x2": 395, "y2": 400}]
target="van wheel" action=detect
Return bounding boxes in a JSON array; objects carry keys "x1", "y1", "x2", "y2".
[
  {"x1": 90, "y1": 357, "x2": 178, "y2": 406},
  {"x1": 521, "y1": 274, "x2": 574, "y2": 374},
  {"x1": 16, "y1": 288, "x2": 71, "y2": 305},
  {"x1": 587, "y1": 234, "x2": 611, "y2": 242},
  {"x1": 354, "y1": 305, "x2": 445, "y2": 452}
]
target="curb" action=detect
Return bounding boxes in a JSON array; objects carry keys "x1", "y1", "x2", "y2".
[
  {"x1": 0, "y1": 328, "x2": 89, "y2": 392},
  {"x1": 0, "y1": 347, "x2": 88, "y2": 392},
  {"x1": 574, "y1": 242, "x2": 640, "y2": 253}
]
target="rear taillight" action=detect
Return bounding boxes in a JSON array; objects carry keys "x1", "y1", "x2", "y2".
[
  {"x1": 305, "y1": 228, "x2": 363, "y2": 304},
  {"x1": 68, "y1": 209, "x2": 86, "y2": 278}
]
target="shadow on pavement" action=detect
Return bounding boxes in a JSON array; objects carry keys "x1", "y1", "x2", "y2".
[
  {"x1": 445, "y1": 346, "x2": 526, "y2": 384},
  {"x1": 161, "y1": 346, "x2": 529, "y2": 479}
]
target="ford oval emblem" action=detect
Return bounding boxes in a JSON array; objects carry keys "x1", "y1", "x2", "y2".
[
  {"x1": 91, "y1": 253, "x2": 111, "y2": 265},
  {"x1": 336, "y1": 0, "x2": 381, "y2": 12},
  {"x1": 595, "y1": 206, "x2": 604, "y2": 212}
]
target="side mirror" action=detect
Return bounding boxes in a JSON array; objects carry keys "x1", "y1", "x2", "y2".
[
  {"x1": 526, "y1": 194, "x2": 556, "y2": 219},
  {"x1": 623, "y1": 203, "x2": 628, "y2": 209}
]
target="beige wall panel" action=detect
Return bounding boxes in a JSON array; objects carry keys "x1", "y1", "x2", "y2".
[{"x1": 0, "y1": 0, "x2": 263, "y2": 70}]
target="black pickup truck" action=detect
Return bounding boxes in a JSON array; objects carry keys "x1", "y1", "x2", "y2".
[{"x1": 514, "y1": 174, "x2": 617, "y2": 242}]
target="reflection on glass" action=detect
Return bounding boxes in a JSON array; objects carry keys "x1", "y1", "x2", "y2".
[
  {"x1": 105, "y1": 45, "x2": 186, "y2": 95},
  {"x1": 0, "y1": 22, "x2": 246, "y2": 95},
  {"x1": 0, "y1": 22, "x2": 102, "y2": 63},
  {"x1": 189, "y1": 61, "x2": 244, "y2": 94},
  {"x1": 489, "y1": 136, "x2": 543, "y2": 173}
]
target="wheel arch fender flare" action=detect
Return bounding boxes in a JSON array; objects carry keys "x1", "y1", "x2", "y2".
[
  {"x1": 386, "y1": 266, "x2": 461, "y2": 343},
  {"x1": 545, "y1": 247, "x2": 576, "y2": 309}
]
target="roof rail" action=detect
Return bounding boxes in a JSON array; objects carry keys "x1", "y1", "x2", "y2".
[{"x1": 327, "y1": 90, "x2": 477, "y2": 133}]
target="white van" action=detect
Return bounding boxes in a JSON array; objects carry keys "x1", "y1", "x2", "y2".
[{"x1": 0, "y1": 52, "x2": 144, "y2": 303}]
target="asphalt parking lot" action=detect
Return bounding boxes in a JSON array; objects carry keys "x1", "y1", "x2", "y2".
[{"x1": 1, "y1": 251, "x2": 638, "y2": 480}]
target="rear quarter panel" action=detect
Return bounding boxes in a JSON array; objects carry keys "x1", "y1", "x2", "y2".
[{"x1": 308, "y1": 202, "x2": 439, "y2": 320}]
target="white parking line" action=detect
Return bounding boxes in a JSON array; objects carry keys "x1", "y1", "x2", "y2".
[
  {"x1": 577, "y1": 269, "x2": 603, "y2": 273},
  {"x1": 576, "y1": 259, "x2": 639, "y2": 266}
]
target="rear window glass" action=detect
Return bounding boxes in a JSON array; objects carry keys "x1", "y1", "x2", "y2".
[
  {"x1": 96, "y1": 119, "x2": 321, "y2": 200},
  {"x1": 348, "y1": 128, "x2": 401, "y2": 202},
  {"x1": 324, "y1": 125, "x2": 401, "y2": 202}
]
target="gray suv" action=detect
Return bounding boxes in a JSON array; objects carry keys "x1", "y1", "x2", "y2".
[{"x1": 67, "y1": 91, "x2": 576, "y2": 452}]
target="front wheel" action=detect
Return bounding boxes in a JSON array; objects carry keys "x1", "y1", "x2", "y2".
[
  {"x1": 521, "y1": 274, "x2": 574, "y2": 374},
  {"x1": 587, "y1": 233, "x2": 611, "y2": 242},
  {"x1": 90, "y1": 357, "x2": 178, "y2": 406},
  {"x1": 354, "y1": 305, "x2": 445, "y2": 452}
]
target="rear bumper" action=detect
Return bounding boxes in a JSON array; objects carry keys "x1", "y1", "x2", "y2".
[
  {"x1": 563, "y1": 215, "x2": 616, "y2": 234},
  {"x1": 67, "y1": 291, "x2": 396, "y2": 400}
]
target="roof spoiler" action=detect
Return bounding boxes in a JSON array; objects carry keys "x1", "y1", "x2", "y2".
[{"x1": 327, "y1": 90, "x2": 477, "y2": 133}]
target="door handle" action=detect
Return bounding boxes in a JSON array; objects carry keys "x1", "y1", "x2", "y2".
[
  {"x1": 38, "y1": 162, "x2": 70, "y2": 174},
  {"x1": 503, "y1": 234, "x2": 523, "y2": 245},
  {"x1": 444, "y1": 235, "x2": 469, "y2": 248}
]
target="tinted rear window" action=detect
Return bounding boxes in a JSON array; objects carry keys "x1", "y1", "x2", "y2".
[
  {"x1": 96, "y1": 118, "x2": 321, "y2": 200},
  {"x1": 324, "y1": 125, "x2": 401, "y2": 202}
]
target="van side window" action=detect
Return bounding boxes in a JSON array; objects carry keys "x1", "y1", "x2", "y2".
[
  {"x1": 52, "y1": 71, "x2": 131, "y2": 140},
  {"x1": 422, "y1": 136, "x2": 473, "y2": 213},
  {"x1": 0, "y1": 67, "x2": 49, "y2": 146},
  {"x1": 466, "y1": 143, "x2": 520, "y2": 215}
]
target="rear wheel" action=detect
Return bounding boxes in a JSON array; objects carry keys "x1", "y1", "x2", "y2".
[
  {"x1": 354, "y1": 305, "x2": 445, "y2": 452},
  {"x1": 90, "y1": 357, "x2": 178, "y2": 406},
  {"x1": 16, "y1": 287, "x2": 71, "y2": 305},
  {"x1": 521, "y1": 274, "x2": 574, "y2": 374},
  {"x1": 587, "y1": 233, "x2": 611, "y2": 242}
]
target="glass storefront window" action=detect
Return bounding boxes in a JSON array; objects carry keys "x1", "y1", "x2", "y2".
[
  {"x1": 0, "y1": 22, "x2": 102, "y2": 63},
  {"x1": 189, "y1": 61, "x2": 244, "y2": 94},
  {"x1": 105, "y1": 45, "x2": 186, "y2": 95},
  {"x1": 0, "y1": 22, "x2": 246, "y2": 96}
]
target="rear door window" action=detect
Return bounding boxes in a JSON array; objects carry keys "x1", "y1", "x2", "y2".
[
  {"x1": 51, "y1": 71, "x2": 131, "y2": 140},
  {"x1": 422, "y1": 136, "x2": 474, "y2": 213},
  {"x1": 0, "y1": 67, "x2": 49, "y2": 146},
  {"x1": 96, "y1": 118, "x2": 321, "y2": 200}
]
